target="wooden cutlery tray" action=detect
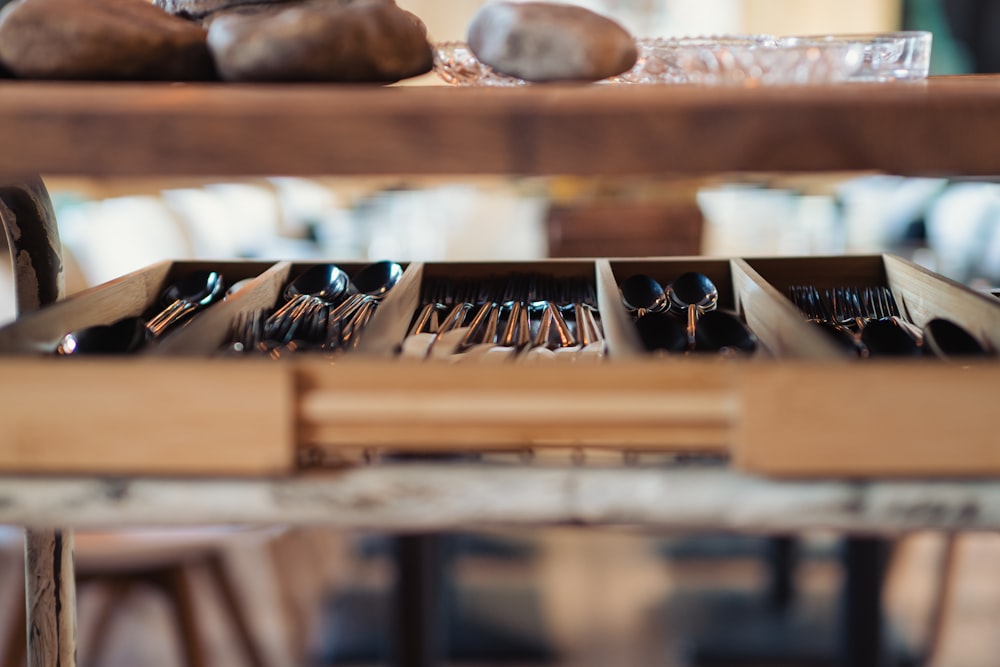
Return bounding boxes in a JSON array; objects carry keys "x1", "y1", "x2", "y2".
[{"x1": 0, "y1": 254, "x2": 997, "y2": 478}]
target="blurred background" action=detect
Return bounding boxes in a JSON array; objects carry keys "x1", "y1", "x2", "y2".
[{"x1": 2, "y1": 1, "x2": 1000, "y2": 667}]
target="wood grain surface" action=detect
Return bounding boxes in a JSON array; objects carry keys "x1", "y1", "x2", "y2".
[
  {"x1": 0, "y1": 76, "x2": 999, "y2": 177},
  {"x1": 0, "y1": 467, "x2": 998, "y2": 534},
  {"x1": 23, "y1": 531, "x2": 76, "y2": 667}
]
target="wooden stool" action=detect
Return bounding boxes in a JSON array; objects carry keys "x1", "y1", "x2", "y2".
[{"x1": 1, "y1": 527, "x2": 282, "y2": 667}]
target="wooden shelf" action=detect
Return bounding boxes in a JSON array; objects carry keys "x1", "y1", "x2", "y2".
[
  {"x1": 2, "y1": 75, "x2": 1000, "y2": 177},
  {"x1": 0, "y1": 466, "x2": 995, "y2": 533}
]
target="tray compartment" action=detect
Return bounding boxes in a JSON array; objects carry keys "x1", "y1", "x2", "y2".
[
  {"x1": 0, "y1": 260, "x2": 281, "y2": 356},
  {"x1": 605, "y1": 257, "x2": 831, "y2": 358},
  {"x1": 735, "y1": 254, "x2": 1000, "y2": 477},
  {"x1": 392, "y1": 260, "x2": 612, "y2": 361},
  {"x1": 164, "y1": 260, "x2": 421, "y2": 358},
  {"x1": 743, "y1": 254, "x2": 1000, "y2": 357}
]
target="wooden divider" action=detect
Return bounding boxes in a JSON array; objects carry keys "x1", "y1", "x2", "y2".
[
  {"x1": 0, "y1": 358, "x2": 294, "y2": 475},
  {"x1": 736, "y1": 361, "x2": 1000, "y2": 477},
  {"x1": 0, "y1": 260, "x2": 173, "y2": 354},
  {"x1": 296, "y1": 357, "x2": 737, "y2": 453},
  {"x1": 595, "y1": 259, "x2": 643, "y2": 358},
  {"x1": 355, "y1": 262, "x2": 424, "y2": 358},
  {"x1": 151, "y1": 260, "x2": 290, "y2": 356},
  {"x1": 885, "y1": 254, "x2": 1000, "y2": 351},
  {"x1": 730, "y1": 259, "x2": 844, "y2": 359}
]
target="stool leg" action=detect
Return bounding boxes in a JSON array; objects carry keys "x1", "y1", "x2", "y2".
[
  {"x1": 1, "y1": 588, "x2": 26, "y2": 667},
  {"x1": 205, "y1": 554, "x2": 268, "y2": 667},
  {"x1": 79, "y1": 580, "x2": 133, "y2": 667},
  {"x1": 160, "y1": 567, "x2": 207, "y2": 667}
]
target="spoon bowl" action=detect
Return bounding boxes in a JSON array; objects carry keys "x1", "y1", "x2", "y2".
[
  {"x1": 860, "y1": 319, "x2": 922, "y2": 357},
  {"x1": 924, "y1": 318, "x2": 989, "y2": 359},
  {"x1": 634, "y1": 312, "x2": 688, "y2": 352},
  {"x1": 57, "y1": 316, "x2": 146, "y2": 356},
  {"x1": 286, "y1": 264, "x2": 351, "y2": 303},
  {"x1": 620, "y1": 274, "x2": 668, "y2": 316},
  {"x1": 694, "y1": 310, "x2": 758, "y2": 354}
]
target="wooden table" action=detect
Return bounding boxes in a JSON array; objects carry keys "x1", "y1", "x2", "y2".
[{"x1": 2, "y1": 75, "x2": 1000, "y2": 667}]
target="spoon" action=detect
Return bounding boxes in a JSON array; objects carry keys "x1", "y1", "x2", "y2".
[
  {"x1": 860, "y1": 319, "x2": 922, "y2": 357},
  {"x1": 810, "y1": 320, "x2": 866, "y2": 357},
  {"x1": 620, "y1": 274, "x2": 668, "y2": 316},
  {"x1": 667, "y1": 272, "x2": 719, "y2": 348},
  {"x1": 146, "y1": 270, "x2": 225, "y2": 339},
  {"x1": 336, "y1": 261, "x2": 405, "y2": 345},
  {"x1": 924, "y1": 318, "x2": 989, "y2": 359},
  {"x1": 56, "y1": 316, "x2": 146, "y2": 355},
  {"x1": 265, "y1": 264, "x2": 351, "y2": 342},
  {"x1": 694, "y1": 310, "x2": 758, "y2": 354},
  {"x1": 634, "y1": 312, "x2": 688, "y2": 353}
]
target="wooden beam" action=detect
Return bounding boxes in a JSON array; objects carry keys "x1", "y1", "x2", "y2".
[
  {"x1": 0, "y1": 467, "x2": 997, "y2": 534},
  {"x1": 0, "y1": 78, "x2": 1000, "y2": 177}
]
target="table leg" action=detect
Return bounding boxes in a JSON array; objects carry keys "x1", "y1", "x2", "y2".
[
  {"x1": 24, "y1": 531, "x2": 76, "y2": 667},
  {"x1": 836, "y1": 537, "x2": 887, "y2": 667},
  {"x1": 1, "y1": 177, "x2": 73, "y2": 667},
  {"x1": 391, "y1": 534, "x2": 445, "y2": 667}
]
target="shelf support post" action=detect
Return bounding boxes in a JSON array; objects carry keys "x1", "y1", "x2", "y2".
[{"x1": 0, "y1": 176, "x2": 75, "y2": 667}]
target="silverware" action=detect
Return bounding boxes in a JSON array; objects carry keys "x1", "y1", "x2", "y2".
[
  {"x1": 694, "y1": 309, "x2": 758, "y2": 354},
  {"x1": 338, "y1": 260, "x2": 405, "y2": 346},
  {"x1": 924, "y1": 317, "x2": 989, "y2": 359},
  {"x1": 146, "y1": 270, "x2": 225, "y2": 339},
  {"x1": 620, "y1": 274, "x2": 668, "y2": 316},
  {"x1": 264, "y1": 264, "x2": 350, "y2": 343},
  {"x1": 634, "y1": 312, "x2": 687, "y2": 352},
  {"x1": 666, "y1": 271, "x2": 719, "y2": 348},
  {"x1": 56, "y1": 316, "x2": 146, "y2": 356},
  {"x1": 789, "y1": 285, "x2": 865, "y2": 356}
]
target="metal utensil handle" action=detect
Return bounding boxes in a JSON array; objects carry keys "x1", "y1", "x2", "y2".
[
  {"x1": 533, "y1": 307, "x2": 554, "y2": 349},
  {"x1": 328, "y1": 293, "x2": 366, "y2": 324},
  {"x1": 516, "y1": 301, "x2": 532, "y2": 350},
  {"x1": 574, "y1": 303, "x2": 593, "y2": 347},
  {"x1": 344, "y1": 299, "x2": 378, "y2": 347},
  {"x1": 686, "y1": 304, "x2": 698, "y2": 349},
  {"x1": 481, "y1": 304, "x2": 501, "y2": 345},
  {"x1": 408, "y1": 303, "x2": 437, "y2": 337},
  {"x1": 146, "y1": 299, "x2": 198, "y2": 338},
  {"x1": 500, "y1": 302, "x2": 521, "y2": 347},
  {"x1": 459, "y1": 301, "x2": 494, "y2": 350},
  {"x1": 547, "y1": 302, "x2": 576, "y2": 347},
  {"x1": 436, "y1": 302, "x2": 470, "y2": 338},
  {"x1": 583, "y1": 306, "x2": 604, "y2": 343}
]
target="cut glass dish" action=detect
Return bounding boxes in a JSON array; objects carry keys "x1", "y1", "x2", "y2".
[{"x1": 433, "y1": 31, "x2": 931, "y2": 87}]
